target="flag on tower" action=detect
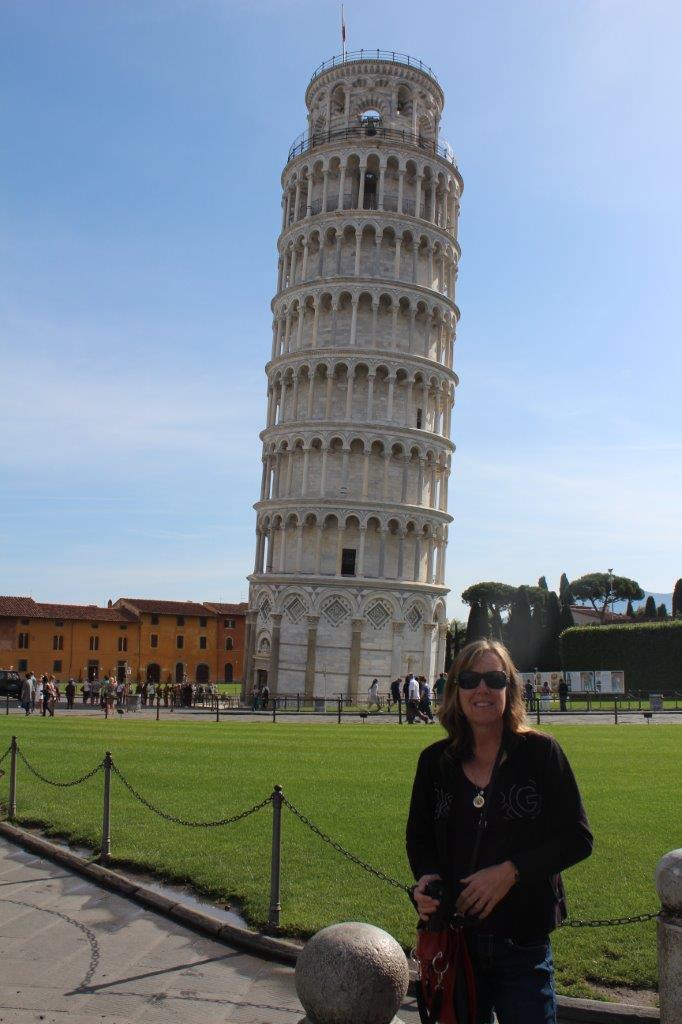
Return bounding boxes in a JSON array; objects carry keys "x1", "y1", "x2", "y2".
[{"x1": 341, "y1": 4, "x2": 347, "y2": 59}]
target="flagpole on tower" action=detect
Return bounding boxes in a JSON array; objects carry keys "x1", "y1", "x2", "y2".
[{"x1": 341, "y1": 4, "x2": 347, "y2": 61}]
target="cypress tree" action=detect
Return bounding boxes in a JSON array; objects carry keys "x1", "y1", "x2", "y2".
[
  {"x1": 673, "y1": 579, "x2": 682, "y2": 617},
  {"x1": 538, "y1": 576, "x2": 548, "y2": 591},
  {"x1": 543, "y1": 592, "x2": 562, "y2": 669},
  {"x1": 508, "y1": 587, "x2": 533, "y2": 670},
  {"x1": 466, "y1": 601, "x2": 489, "y2": 642},
  {"x1": 657, "y1": 603, "x2": 668, "y2": 620},
  {"x1": 559, "y1": 573, "x2": 575, "y2": 606},
  {"x1": 644, "y1": 595, "x2": 657, "y2": 619},
  {"x1": 559, "y1": 601, "x2": 575, "y2": 632}
]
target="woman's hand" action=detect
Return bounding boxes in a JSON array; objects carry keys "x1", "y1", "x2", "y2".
[
  {"x1": 456, "y1": 861, "x2": 517, "y2": 920},
  {"x1": 413, "y1": 873, "x2": 442, "y2": 922}
]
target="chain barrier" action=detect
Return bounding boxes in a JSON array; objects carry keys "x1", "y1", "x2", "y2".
[
  {"x1": 17, "y1": 747, "x2": 103, "y2": 788},
  {"x1": 282, "y1": 794, "x2": 412, "y2": 895},
  {"x1": 110, "y1": 760, "x2": 273, "y2": 828},
  {"x1": 0, "y1": 744, "x2": 12, "y2": 767},
  {"x1": 562, "y1": 912, "x2": 658, "y2": 929}
]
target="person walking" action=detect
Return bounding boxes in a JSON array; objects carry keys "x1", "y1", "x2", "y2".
[
  {"x1": 20, "y1": 673, "x2": 33, "y2": 715},
  {"x1": 407, "y1": 638, "x2": 592, "y2": 1024},
  {"x1": 368, "y1": 678, "x2": 380, "y2": 711},
  {"x1": 33, "y1": 674, "x2": 42, "y2": 714},
  {"x1": 434, "y1": 671, "x2": 447, "y2": 707},
  {"x1": 407, "y1": 674, "x2": 427, "y2": 724},
  {"x1": 558, "y1": 678, "x2": 569, "y2": 713},
  {"x1": 388, "y1": 677, "x2": 402, "y2": 713},
  {"x1": 419, "y1": 677, "x2": 435, "y2": 722},
  {"x1": 65, "y1": 678, "x2": 76, "y2": 710}
]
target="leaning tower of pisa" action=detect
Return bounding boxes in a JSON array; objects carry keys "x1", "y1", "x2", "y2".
[{"x1": 244, "y1": 50, "x2": 462, "y2": 701}]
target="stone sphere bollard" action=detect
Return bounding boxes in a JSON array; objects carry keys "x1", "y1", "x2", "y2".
[
  {"x1": 295, "y1": 921, "x2": 409, "y2": 1024},
  {"x1": 655, "y1": 848, "x2": 682, "y2": 1024}
]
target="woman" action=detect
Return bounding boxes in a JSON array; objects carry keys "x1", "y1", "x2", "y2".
[{"x1": 406, "y1": 639, "x2": 592, "y2": 1024}]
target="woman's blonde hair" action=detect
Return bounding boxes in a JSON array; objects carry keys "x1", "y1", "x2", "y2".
[{"x1": 438, "y1": 639, "x2": 529, "y2": 757}]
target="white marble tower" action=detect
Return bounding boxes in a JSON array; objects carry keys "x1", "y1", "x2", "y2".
[{"x1": 244, "y1": 50, "x2": 462, "y2": 700}]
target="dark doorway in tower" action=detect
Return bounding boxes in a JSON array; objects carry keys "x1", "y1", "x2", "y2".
[
  {"x1": 196, "y1": 664, "x2": 210, "y2": 685},
  {"x1": 341, "y1": 548, "x2": 357, "y2": 576},
  {"x1": 147, "y1": 663, "x2": 160, "y2": 685},
  {"x1": 363, "y1": 171, "x2": 377, "y2": 209},
  {"x1": 87, "y1": 660, "x2": 99, "y2": 682},
  {"x1": 175, "y1": 662, "x2": 184, "y2": 685},
  {"x1": 257, "y1": 669, "x2": 268, "y2": 687},
  {"x1": 224, "y1": 663, "x2": 233, "y2": 683}
]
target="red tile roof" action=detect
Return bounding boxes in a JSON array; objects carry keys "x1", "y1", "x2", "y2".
[
  {"x1": 116, "y1": 598, "x2": 213, "y2": 617},
  {"x1": 204, "y1": 602, "x2": 248, "y2": 615},
  {"x1": 0, "y1": 597, "x2": 136, "y2": 623}
]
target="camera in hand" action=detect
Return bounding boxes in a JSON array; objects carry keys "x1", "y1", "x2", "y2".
[{"x1": 422, "y1": 880, "x2": 453, "y2": 932}]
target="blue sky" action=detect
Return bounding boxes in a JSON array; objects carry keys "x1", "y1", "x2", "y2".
[{"x1": 2, "y1": 0, "x2": 680, "y2": 620}]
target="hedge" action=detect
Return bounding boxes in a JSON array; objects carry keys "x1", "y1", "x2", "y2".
[{"x1": 560, "y1": 620, "x2": 682, "y2": 693}]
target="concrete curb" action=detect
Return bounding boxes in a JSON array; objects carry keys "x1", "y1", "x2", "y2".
[{"x1": 0, "y1": 821, "x2": 659, "y2": 1022}]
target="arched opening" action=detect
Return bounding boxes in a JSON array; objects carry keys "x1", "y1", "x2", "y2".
[
  {"x1": 224, "y1": 663, "x2": 233, "y2": 683},
  {"x1": 175, "y1": 663, "x2": 184, "y2": 685},
  {"x1": 196, "y1": 664, "x2": 210, "y2": 685},
  {"x1": 146, "y1": 663, "x2": 160, "y2": 685}
]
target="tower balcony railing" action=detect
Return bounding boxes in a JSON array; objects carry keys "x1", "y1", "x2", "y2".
[
  {"x1": 308, "y1": 50, "x2": 439, "y2": 85},
  {"x1": 287, "y1": 123, "x2": 456, "y2": 166},
  {"x1": 287, "y1": 192, "x2": 449, "y2": 227}
]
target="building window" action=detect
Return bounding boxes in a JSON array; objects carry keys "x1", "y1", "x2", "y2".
[
  {"x1": 118, "y1": 637, "x2": 128, "y2": 652},
  {"x1": 18, "y1": 633, "x2": 29, "y2": 649},
  {"x1": 54, "y1": 619, "x2": 64, "y2": 627},
  {"x1": 151, "y1": 614, "x2": 159, "y2": 625},
  {"x1": 199, "y1": 636, "x2": 207, "y2": 650},
  {"x1": 89, "y1": 635, "x2": 99, "y2": 651},
  {"x1": 18, "y1": 659, "x2": 27, "y2": 672},
  {"x1": 224, "y1": 663, "x2": 233, "y2": 682},
  {"x1": 416, "y1": 408, "x2": 423, "y2": 429},
  {"x1": 53, "y1": 660, "x2": 62, "y2": 673},
  {"x1": 341, "y1": 548, "x2": 357, "y2": 576},
  {"x1": 176, "y1": 615, "x2": 184, "y2": 626},
  {"x1": 90, "y1": 622, "x2": 99, "y2": 629},
  {"x1": 53, "y1": 635, "x2": 64, "y2": 651},
  {"x1": 120, "y1": 624, "x2": 127, "y2": 631},
  {"x1": 20, "y1": 618, "x2": 29, "y2": 625},
  {"x1": 199, "y1": 616, "x2": 207, "y2": 627},
  {"x1": 224, "y1": 618, "x2": 235, "y2": 628},
  {"x1": 225, "y1": 637, "x2": 234, "y2": 651},
  {"x1": 176, "y1": 635, "x2": 184, "y2": 650},
  {"x1": 150, "y1": 634, "x2": 159, "y2": 648}
]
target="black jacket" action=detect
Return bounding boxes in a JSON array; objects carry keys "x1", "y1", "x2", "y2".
[{"x1": 406, "y1": 730, "x2": 593, "y2": 940}]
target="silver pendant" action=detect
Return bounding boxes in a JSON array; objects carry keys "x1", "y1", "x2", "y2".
[{"x1": 473, "y1": 793, "x2": 485, "y2": 809}]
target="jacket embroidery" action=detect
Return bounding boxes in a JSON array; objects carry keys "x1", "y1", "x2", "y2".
[
  {"x1": 434, "y1": 785, "x2": 453, "y2": 821},
  {"x1": 500, "y1": 780, "x2": 542, "y2": 820}
]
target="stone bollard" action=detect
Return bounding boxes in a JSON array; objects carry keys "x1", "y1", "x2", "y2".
[
  {"x1": 295, "y1": 922, "x2": 409, "y2": 1024},
  {"x1": 656, "y1": 849, "x2": 682, "y2": 1024}
]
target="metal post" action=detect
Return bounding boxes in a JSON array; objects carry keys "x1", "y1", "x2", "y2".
[
  {"x1": 268, "y1": 784, "x2": 283, "y2": 930},
  {"x1": 337, "y1": 696, "x2": 342, "y2": 724},
  {"x1": 156, "y1": 695, "x2": 160, "y2": 721},
  {"x1": 104, "y1": 699, "x2": 109, "y2": 720},
  {"x1": 272, "y1": 698, "x2": 277, "y2": 723},
  {"x1": 297, "y1": 692, "x2": 300, "y2": 712},
  {"x1": 614, "y1": 698, "x2": 618, "y2": 725},
  {"x1": 8, "y1": 736, "x2": 18, "y2": 818},
  {"x1": 536, "y1": 699, "x2": 541, "y2": 726},
  {"x1": 5, "y1": 693, "x2": 8, "y2": 715},
  {"x1": 101, "y1": 751, "x2": 112, "y2": 862},
  {"x1": 398, "y1": 697, "x2": 403, "y2": 725},
  {"x1": 216, "y1": 695, "x2": 220, "y2": 723}
]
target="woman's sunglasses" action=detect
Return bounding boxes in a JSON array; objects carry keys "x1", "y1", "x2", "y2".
[{"x1": 457, "y1": 670, "x2": 509, "y2": 690}]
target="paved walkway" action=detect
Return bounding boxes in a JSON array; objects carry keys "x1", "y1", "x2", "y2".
[{"x1": 0, "y1": 838, "x2": 422, "y2": 1024}]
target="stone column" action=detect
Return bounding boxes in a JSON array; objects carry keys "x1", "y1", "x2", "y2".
[
  {"x1": 304, "y1": 615, "x2": 320, "y2": 699},
  {"x1": 295, "y1": 522, "x2": 305, "y2": 571},
  {"x1": 305, "y1": 175, "x2": 313, "y2": 217},
  {"x1": 354, "y1": 227, "x2": 362, "y2": 276},
  {"x1": 396, "y1": 530, "x2": 405, "y2": 578},
  {"x1": 414, "y1": 174, "x2": 422, "y2": 219},
  {"x1": 394, "y1": 236, "x2": 402, "y2": 279},
  {"x1": 397, "y1": 168, "x2": 405, "y2": 213},
  {"x1": 349, "y1": 298, "x2": 359, "y2": 346},
  {"x1": 278, "y1": 524, "x2": 288, "y2": 572},
  {"x1": 378, "y1": 163, "x2": 386, "y2": 210},
  {"x1": 358, "y1": 525, "x2": 367, "y2": 575},
  {"x1": 371, "y1": 300, "x2": 378, "y2": 346},
  {"x1": 386, "y1": 375, "x2": 395, "y2": 420},
  {"x1": 378, "y1": 528, "x2": 386, "y2": 576},
  {"x1": 348, "y1": 618, "x2": 364, "y2": 703},
  {"x1": 242, "y1": 610, "x2": 257, "y2": 699},
  {"x1": 325, "y1": 371, "x2": 334, "y2": 418},
  {"x1": 321, "y1": 169, "x2": 329, "y2": 214},
  {"x1": 422, "y1": 621, "x2": 436, "y2": 681},
  {"x1": 366, "y1": 373, "x2": 375, "y2": 420},
  {"x1": 357, "y1": 162, "x2": 367, "y2": 210},
  {"x1": 337, "y1": 160, "x2": 346, "y2": 210},
  {"x1": 293, "y1": 180, "x2": 301, "y2": 223},
  {"x1": 315, "y1": 524, "x2": 324, "y2": 573},
  {"x1": 301, "y1": 240, "x2": 309, "y2": 280},
  {"x1": 437, "y1": 624, "x2": 448, "y2": 676},
  {"x1": 301, "y1": 448, "x2": 310, "y2": 495},
  {"x1": 268, "y1": 613, "x2": 283, "y2": 693},
  {"x1": 390, "y1": 621, "x2": 405, "y2": 679}
]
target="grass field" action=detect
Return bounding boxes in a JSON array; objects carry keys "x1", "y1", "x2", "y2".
[{"x1": 0, "y1": 718, "x2": 678, "y2": 1001}]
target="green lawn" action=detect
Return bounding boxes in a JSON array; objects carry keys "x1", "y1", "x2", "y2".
[{"x1": 0, "y1": 719, "x2": 678, "y2": 1001}]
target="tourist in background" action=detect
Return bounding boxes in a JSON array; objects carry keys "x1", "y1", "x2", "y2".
[
  {"x1": 65, "y1": 678, "x2": 76, "y2": 709},
  {"x1": 368, "y1": 678, "x2": 380, "y2": 710},
  {"x1": 20, "y1": 673, "x2": 33, "y2": 715}
]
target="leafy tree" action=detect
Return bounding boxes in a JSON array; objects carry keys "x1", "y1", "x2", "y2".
[
  {"x1": 461, "y1": 582, "x2": 515, "y2": 619},
  {"x1": 644, "y1": 595, "x2": 657, "y2": 619},
  {"x1": 570, "y1": 572, "x2": 644, "y2": 622},
  {"x1": 673, "y1": 579, "x2": 682, "y2": 617},
  {"x1": 465, "y1": 601, "x2": 489, "y2": 642},
  {"x1": 507, "y1": 587, "x2": 533, "y2": 670},
  {"x1": 559, "y1": 601, "x2": 575, "y2": 632},
  {"x1": 526, "y1": 586, "x2": 550, "y2": 611},
  {"x1": 559, "y1": 573, "x2": 575, "y2": 606},
  {"x1": 657, "y1": 603, "x2": 669, "y2": 620},
  {"x1": 542, "y1": 592, "x2": 562, "y2": 669},
  {"x1": 538, "y1": 576, "x2": 548, "y2": 591}
]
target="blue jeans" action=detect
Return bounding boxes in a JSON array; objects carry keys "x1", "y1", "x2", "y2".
[{"x1": 466, "y1": 931, "x2": 556, "y2": 1024}]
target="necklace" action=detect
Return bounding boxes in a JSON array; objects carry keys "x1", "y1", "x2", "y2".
[{"x1": 472, "y1": 787, "x2": 486, "y2": 809}]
